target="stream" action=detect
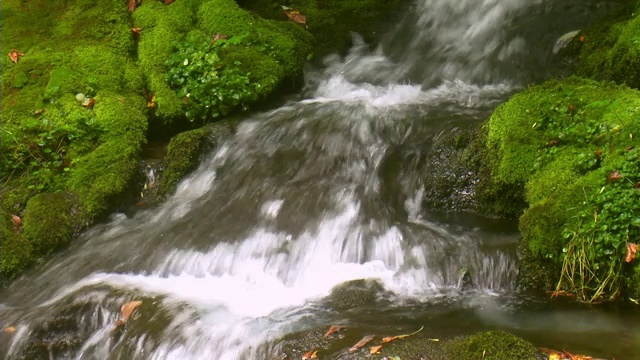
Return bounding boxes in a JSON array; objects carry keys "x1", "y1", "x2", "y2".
[{"x1": 2, "y1": 0, "x2": 640, "y2": 359}]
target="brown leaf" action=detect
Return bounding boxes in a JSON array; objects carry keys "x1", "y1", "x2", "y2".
[
  {"x1": 128, "y1": 0, "x2": 141, "y2": 12},
  {"x1": 606, "y1": 170, "x2": 621, "y2": 183},
  {"x1": 164, "y1": 0, "x2": 174, "y2": 4},
  {"x1": 625, "y1": 243, "x2": 638, "y2": 263},
  {"x1": 120, "y1": 300, "x2": 142, "y2": 323},
  {"x1": 211, "y1": 33, "x2": 228, "y2": 44},
  {"x1": 34, "y1": 108, "x2": 45, "y2": 115},
  {"x1": 381, "y1": 325, "x2": 424, "y2": 344},
  {"x1": 594, "y1": 148, "x2": 602, "y2": 158},
  {"x1": 3, "y1": 326, "x2": 16, "y2": 334},
  {"x1": 283, "y1": 9, "x2": 307, "y2": 27},
  {"x1": 11, "y1": 214, "x2": 22, "y2": 228},
  {"x1": 547, "y1": 290, "x2": 575, "y2": 298},
  {"x1": 147, "y1": 94, "x2": 157, "y2": 109},
  {"x1": 301, "y1": 350, "x2": 317, "y2": 360},
  {"x1": 626, "y1": 145, "x2": 635, "y2": 151},
  {"x1": 323, "y1": 324, "x2": 344, "y2": 337},
  {"x1": 579, "y1": 36, "x2": 585, "y2": 42},
  {"x1": 348, "y1": 335, "x2": 375, "y2": 352},
  {"x1": 84, "y1": 98, "x2": 96, "y2": 109},
  {"x1": 8, "y1": 48, "x2": 25, "y2": 64},
  {"x1": 131, "y1": 27, "x2": 142, "y2": 41},
  {"x1": 369, "y1": 345, "x2": 382, "y2": 354}
]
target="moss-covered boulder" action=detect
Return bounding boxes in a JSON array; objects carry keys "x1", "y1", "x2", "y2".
[
  {"x1": 326, "y1": 279, "x2": 389, "y2": 311},
  {"x1": 158, "y1": 119, "x2": 235, "y2": 199},
  {"x1": 483, "y1": 77, "x2": 640, "y2": 301},
  {"x1": 443, "y1": 330, "x2": 540, "y2": 360},
  {"x1": 237, "y1": 0, "x2": 407, "y2": 56},
  {"x1": 134, "y1": 0, "x2": 314, "y2": 130},
  {"x1": 563, "y1": 1, "x2": 640, "y2": 89}
]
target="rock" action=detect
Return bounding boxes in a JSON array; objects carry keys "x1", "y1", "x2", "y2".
[
  {"x1": 326, "y1": 279, "x2": 390, "y2": 311},
  {"x1": 443, "y1": 330, "x2": 542, "y2": 359}
]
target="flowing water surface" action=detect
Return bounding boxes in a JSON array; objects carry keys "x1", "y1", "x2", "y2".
[{"x1": 2, "y1": 0, "x2": 640, "y2": 359}]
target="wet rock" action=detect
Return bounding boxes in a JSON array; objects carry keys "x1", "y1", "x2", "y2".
[
  {"x1": 326, "y1": 279, "x2": 391, "y2": 311},
  {"x1": 157, "y1": 120, "x2": 235, "y2": 199}
]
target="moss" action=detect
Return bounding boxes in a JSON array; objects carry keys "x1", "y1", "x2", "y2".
[
  {"x1": 484, "y1": 77, "x2": 640, "y2": 295},
  {"x1": 571, "y1": 2, "x2": 640, "y2": 89},
  {"x1": 444, "y1": 330, "x2": 539, "y2": 360},
  {"x1": 22, "y1": 191, "x2": 80, "y2": 256},
  {"x1": 238, "y1": 0, "x2": 406, "y2": 56},
  {"x1": 158, "y1": 120, "x2": 234, "y2": 199}
]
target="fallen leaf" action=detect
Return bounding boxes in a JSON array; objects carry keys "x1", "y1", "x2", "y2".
[
  {"x1": 164, "y1": 0, "x2": 174, "y2": 4},
  {"x1": 626, "y1": 145, "x2": 635, "y2": 151},
  {"x1": 34, "y1": 108, "x2": 45, "y2": 115},
  {"x1": 282, "y1": 8, "x2": 307, "y2": 28},
  {"x1": 594, "y1": 148, "x2": 602, "y2": 158},
  {"x1": 3, "y1": 326, "x2": 16, "y2": 334},
  {"x1": 568, "y1": 104, "x2": 574, "y2": 112},
  {"x1": 147, "y1": 94, "x2": 157, "y2": 109},
  {"x1": 369, "y1": 345, "x2": 382, "y2": 354},
  {"x1": 120, "y1": 300, "x2": 142, "y2": 323},
  {"x1": 323, "y1": 325, "x2": 344, "y2": 337},
  {"x1": 128, "y1": 0, "x2": 141, "y2": 12},
  {"x1": 381, "y1": 325, "x2": 424, "y2": 344},
  {"x1": 8, "y1": 48, "x2": 25, "y2": 64},
  {"x1": 84, "y1": 98, "x2": 96, "y2": 109},
  {"x1": 625, "y1": 243, "x2": 638, "y2": 263},
  {"x1": 131, "y1": 27, "x2": 142, "y2": 41},
  {"x1": 181, "y1": 96, "x2": 188, "y2": 104},
  {"x1": 11, "y1": 214, "x2": 22, "y2": 229},
  {"x1": 348, "y1": 335, "x2": 375, "y2": 352},
  {"x1": 606, "y1": 170, "x2": 621, "y2": 183},
  {"x1": 301, "y1": 350, "x2": 317, "y2": 360},
  {"x1": 211, "y1": 33, "x2": 228, "y2": 44},
  {"x1": 579, "y1": 36, "x2": 585, "y2": 42}
]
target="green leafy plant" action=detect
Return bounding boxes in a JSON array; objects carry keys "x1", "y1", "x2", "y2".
[
  {"x1": 165, "y1": 32, "x2": 260, "y2": 123},
  {"x1": 557, "y1": 147, "x2": 640, "y2": 302}
]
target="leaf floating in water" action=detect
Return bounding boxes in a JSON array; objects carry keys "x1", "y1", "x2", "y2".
[
  {"x1": 625, "y1": 243, "x2": 638, "y2": 263},
  {"x1": 369, "y1": 345, "x2": 382, "y2": 354},
  {"x1": 3, "y1": 326, "x2": 16, "y2": 334},
  {"x1": 301, "y1": 349, "x2": 317, "y2": 359},
  {"x1": 348, "y1": 335, "x2": 375, "y2": 352},
  {"x1": 381, "y1": 325, "x2": 424, "y2": 344},
  {"x1": 120, "y1": 300, "x2": 143, "y2": 323},
  {"x1": 323, "y1": 324, "x2": 344, "y2": 337}
]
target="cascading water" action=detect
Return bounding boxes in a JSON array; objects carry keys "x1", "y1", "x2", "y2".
[{"x1": 1, "y1": 0, "x2": 637, "y2": 359}]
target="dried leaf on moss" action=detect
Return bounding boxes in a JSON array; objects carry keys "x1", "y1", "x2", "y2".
[
  {"x1": 8, "y1": 48, "x2": 25, "y2": 63},
  {"x1": 128, "y1": 0, "x2": 141, "y2": 12},
  {"x1": 281, "y1": 7, "x2": 307, "y2": 28},
  {"x1": 301, "y1": 350, "x2": 317, "y2": 359},
  {"x1": 369, "y1": 345, "x2": 382, "y2": 354}
]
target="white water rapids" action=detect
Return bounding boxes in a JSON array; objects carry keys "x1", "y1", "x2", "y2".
[{"x1": 1, "y1": 0, "x2": 632, "y2": 359}]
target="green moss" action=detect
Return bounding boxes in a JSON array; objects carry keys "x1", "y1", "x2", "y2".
[
  {"x1": 22, "y1": 191, "x2": 80, "y2": 256},
  {"x1": 238, "y1": 0, "x2": 405, "y2": 56},
  {"x1": 44, "y1": 67, "x2": 75, "y2": 100},
  {"x1": 444, "y1": 330, "x2": 539, "y2": 360},
  {"x1": 158, "y1": 120, "x2": 234, "y2": 198},
  {"x1": 573, "y1": 3, "x2": 640, "y2": 88},
  {"x1": 485, "y1": 77, "x2": 640, "y2": 297}
]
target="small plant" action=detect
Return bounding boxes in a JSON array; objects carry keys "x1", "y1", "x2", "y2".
[
  {"x1": 556, "y1": 147, "x2": 640, "y2": 302},
  {"x1": 165, "y1": 32, "x2": 260, "y2": 123}
]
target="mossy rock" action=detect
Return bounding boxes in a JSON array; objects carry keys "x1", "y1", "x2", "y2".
[
  {"x1": 326, "y1": 279, "x2": 389, "y2": 311},
  {"x1": 485, "y1": 77, "x2": 640, "y2": 297},
  {"x1": 566, "y1": 1, "x2": 640, "y2": 89},
  {"x1": 237, "y1": 0, "x2": 407, "y2": 56},
  {"x1": 134, "y1": 0, "x2": 314, "y2": 129},
  {"x1": 158, "y1": 120, "x2": 235, "y2": 199},
  {"x1": 443, "y1": 330, "x2": 541, "y2": 360}
]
